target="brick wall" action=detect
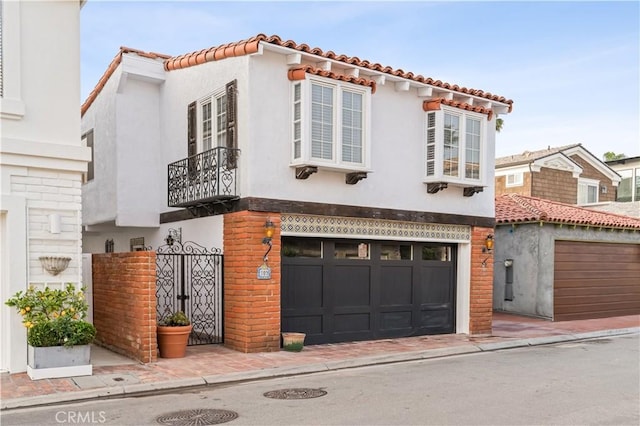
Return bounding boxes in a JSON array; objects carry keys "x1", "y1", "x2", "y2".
[
  {"x1": 92, "y1": 251, "x2": 157, "y2": 363},
  {"x1": 569, "y1": 155, "x2": 616, "y2": 202},
  {"x1": 531, "y1": 168, "x2": 577, "y2": 204},
  {"x1": 469, "y1": 226, "x2": 494, "y2": 335},
  {"x1": 223, "y1": 211, "x2": 281, "y2": 352}
]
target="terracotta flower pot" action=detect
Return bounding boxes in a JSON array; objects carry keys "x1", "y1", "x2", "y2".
[
  {"x1": 282, "y1": 332, "x2": 306, "y2": 352},
  {"x1": 157, "y1": 324, "x2": 193, "y2": 358}
]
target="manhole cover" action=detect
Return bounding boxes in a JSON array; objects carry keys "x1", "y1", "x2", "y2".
[
  {"x1": 263, "y1": 388, "x2": 327, "y2": 399},
  {"x1": 156, "y1": 409, "x2": 238, "y2": 425}
]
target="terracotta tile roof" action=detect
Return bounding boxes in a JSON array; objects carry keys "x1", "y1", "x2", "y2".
[
  {"x1": 83, "y1": 34, "x2": 514, "y2": 116},
  {"x1": 495, "y1": 144, "x2": 581, "y2": 167},
  {"x1": 287, "y1": 65, "x2": 377, "y2": 93},
  {"x1": 496, "y1": 194, "x2": 640, "y2": 230},
  {"x1": 81, "y1": 47, "x2": 171, "y2": 116},
  {"x1": 423, "y1": 98, "x2": 494, "y2": 120}
]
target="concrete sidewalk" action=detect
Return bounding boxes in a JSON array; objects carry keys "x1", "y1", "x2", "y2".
[{"x1": 2, "y1": 312, "x2": 638, "y2": 410}]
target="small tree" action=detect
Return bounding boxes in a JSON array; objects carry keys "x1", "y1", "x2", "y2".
[
  {"x1": 603, "y1": 151, "x2": 626, "y2": 161},
  {"x1": 496, "y1": 117, "x2": 504, "y2": 133}
]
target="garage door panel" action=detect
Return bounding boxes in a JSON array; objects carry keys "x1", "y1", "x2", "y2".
[
  {"x1": 555, "y1": 294, "x2": 640, "y2": 306},
  {"x1": 380, "y1": 311, "x2": 412, "y2": 331},
  {"x1": 554, "y1": 240, "x2": 640, "y2": 321},
  {"x1": 420, "y1": 308, "x2": 453, "y2": 332},
  {"x1": 381, "y1": 266, "x2": 413, "y2": 306},
  {"x1": 555, "y1": 275, "x2": 640, "y2": 291},
  {"x1": 334, "y1": 313, "x2": 370, "y2": 333},
  {"x1": 282, "y1": 265, "x2": 323, "y2": 309},
  {"x1": 421, "y1": 267, "x2": 453, "y2": 304},
  {"x1": 333, "y1": 265, "x2": 370, "y2": 307},
  {"x1": 282, "y1": 315, "x2": 323, "y2": 336},
  {"x1": 553, "y1": 282, "x2": 640, "y2": 299}
]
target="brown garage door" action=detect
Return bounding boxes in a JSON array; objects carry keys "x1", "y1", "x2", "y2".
[{"x1": 554, "y1": 241, "x2": 640, "y2": 321}]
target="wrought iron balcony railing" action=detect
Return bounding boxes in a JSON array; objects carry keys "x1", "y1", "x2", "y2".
[{"x1": 168, "y1": 147, "x2": 240, "y2": 208}]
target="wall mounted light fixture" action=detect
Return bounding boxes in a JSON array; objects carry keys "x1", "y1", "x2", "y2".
[
  {"x1": 262, "y1": 219, "x2": 275, "y2": 262},
  {"x1": 481, "y1": 234, "x2": 494, "y2": 267},
  {"x1": 165, "y1": 228, "x2": 182, "y2": 246}
]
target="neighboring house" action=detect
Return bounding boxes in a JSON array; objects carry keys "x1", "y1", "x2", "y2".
[
  {"x1": 0, "y1": 0, "x2": 90, "y2": 373},
  {"x1": 606, "y1": 155, "x2": 640, "y2": 202},
  {"x1": 495, "y1": 144, "x2": 621, "y2": 206},
  {"x1": 493, "y1": 194, "x2": 640, "y2": 321},
  {"x1": 81, "y1": 34, "x2": 513, "y2": 352}
]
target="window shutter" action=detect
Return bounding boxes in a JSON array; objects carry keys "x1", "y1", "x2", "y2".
[
  {"x1": 426, "y1": 112, "x2": 436, "y2": 177},
  {"x1": 187, "y1": 101, "x2": 197, "y2": 157},
  {"x1": 226, "y1": 79, "x2": 237, "y2": 168},
  {"x1": 187, "y1": 101, "x2": 197, "y2": 178}
]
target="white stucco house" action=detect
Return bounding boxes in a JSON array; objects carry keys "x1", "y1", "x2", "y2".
[
  {"x1": 81, "y1": 34, "x2": 513, "y2": 352},
  {"x1": 0, "y1": 0, "x2": 90, "y2": 373}
]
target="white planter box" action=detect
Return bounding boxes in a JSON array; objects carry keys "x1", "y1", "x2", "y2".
[{"x1": 27, "y1": 345, "x2": 92, "y2": 380}]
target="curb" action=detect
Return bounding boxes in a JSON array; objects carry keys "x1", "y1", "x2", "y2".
[{"x1": 2, "y1": 328, "x2": 638, "y2": 410}]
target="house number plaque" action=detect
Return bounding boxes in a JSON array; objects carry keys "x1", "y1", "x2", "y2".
[{"x1": 257, "y1": 264, "x2": 272, "y2": 280}]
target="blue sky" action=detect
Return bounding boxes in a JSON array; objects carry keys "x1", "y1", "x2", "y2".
[{"x1": 80, "y1": 1, "x2": 640, "y2": 159}]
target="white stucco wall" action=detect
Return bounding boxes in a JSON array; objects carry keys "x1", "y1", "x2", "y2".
[{"x1": 0, "y1": 0, "x2": 88, "y2": 373}]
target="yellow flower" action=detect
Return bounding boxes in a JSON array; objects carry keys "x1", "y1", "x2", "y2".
[
  {"x1": 70, "y1": 307, "x2": 75, "y2": 312},
  {"x1": 53, "y1": 312, "x2": 59, "y2": 318},
  {"x1": 20, "y1": 309, "x2": 26, "y2": 315},
  {"x1": 61, "y1": 310, "x2": 66, "y2": 316},
  {"x1": 23, "y1": 321, "x2": 31, "y2": 328},
  {"x1": 29, "y1": 323, "x2": 34, "y2": 329},
  {"x1": 25, "y1": 306, "x2": 31, "y2": 312}
]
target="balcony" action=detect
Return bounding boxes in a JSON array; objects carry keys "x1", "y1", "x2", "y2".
[{"x1": 168, "y1": 147, "x2": 240, "y2": 208}]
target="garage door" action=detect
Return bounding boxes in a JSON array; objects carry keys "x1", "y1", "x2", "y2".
[
  {"x1": 281, "y1": 238, "x2": 456, "y2": 345},
  {"x1": 554, "y1": 241, "x2": 640, "y2": 321}
]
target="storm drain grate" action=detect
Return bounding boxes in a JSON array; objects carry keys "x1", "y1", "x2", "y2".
[
  {"x1": 263, "y1": 388, "x2": 327, "y2": 400},
  {"x1": 156, "y1": 409, "x2": 238, "y2": 425}
]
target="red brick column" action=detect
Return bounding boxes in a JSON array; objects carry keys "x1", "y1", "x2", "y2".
[
  {"x1": 92, "y1": 251, "x2": 157, "y2": 363},
  {"x1": 469, "y1": 226, "x2": 494, "y2": 335},
  {"x1": 223, "y1": 211, "x2": 281, "y2": 352}
]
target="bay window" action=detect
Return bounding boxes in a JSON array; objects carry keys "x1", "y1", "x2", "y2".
[
  {"x1": 425, "y1": 108, "x2": 486, "y2": 187},
  {"x1": 291, "y1": 76, "x2": 371, "y2": 171}
]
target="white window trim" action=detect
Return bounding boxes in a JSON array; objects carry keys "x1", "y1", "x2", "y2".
[
  {"x1": 506, "y1": 172, "x2": 523, "y2": 187},
  {"x1": 577, "y1": 177, "x2": 600, "y2": 205},
  {"x1": 290, "y1": 75, "x2": 372, "y2": 172},
  {"x1": 424, "y1": 106, "x2": 487, "y2": 187},
  {"x1": 196, "y1": 87, "x2": 226, "y2": 153},
  {"x1": 0, "y1": 0, "x2": 25, "y2": 120}
]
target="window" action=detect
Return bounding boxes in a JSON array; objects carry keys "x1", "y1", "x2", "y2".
[
  {"x1": 81, "y1": 130, "x2": 94, "y2": 183},
  {"x1": 577, "y1": 178, "x2": 599, "y2": 204},
  {"x1": 187, "y1": 80, "x2": 237, "y2": 168},
  {"x1": 617, "y1": 169, "x2": 633, "y2": 202},
  {"x1": 197, "y1": 89, "x2": 227, "y2": 153},
  {"x1": 635, "y1": 168, "x2": 640, "y2": 202},
  {"x1": 506, "y1": 172, "x2": 523, "y2": 187},
  {"x1": 291, "y1": 76, "x2": 371, "y2": 170},
  {"x1": 425, "y1": 108, "x2": 485, "y2": 186}
]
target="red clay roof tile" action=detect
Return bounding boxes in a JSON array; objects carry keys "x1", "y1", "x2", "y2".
[
  {"x1": 287, "y1": 65, "x2": 377, "y2": 93},
  {"x1": 83, "y1": 34, "x2": 514, "y2": 116},
  {"x1": 423, "y1": 98, "x2": 494, "y2": 121},
  {"x1": 496, "y1": 194, "x2": 640, "y2": 230}
]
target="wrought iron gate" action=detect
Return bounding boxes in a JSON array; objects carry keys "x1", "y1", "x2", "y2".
[{"x1": 156, "y1": 241, "x2": 223, "y2": 345}]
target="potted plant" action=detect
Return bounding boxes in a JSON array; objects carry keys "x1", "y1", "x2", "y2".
[
  {"x1": 5, "y1": 283, "x2": 96, "y2": 380},
  {"x1": 281, "y1": 332, "x2": 306, "y2": 352},
  {"x1": 156, "y1": 311, "x2": 192, "y2": 358}
]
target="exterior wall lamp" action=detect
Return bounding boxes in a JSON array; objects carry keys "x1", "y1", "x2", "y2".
[
  {"x1": 262, "y1": 219, "x2": 275, "y2": 262},
  {"x1": 165, "y1": 227, "x2": 182, "y2": 246},
  {"x1": 481, "y1": 234, "x2": 494, "y2": 267}
]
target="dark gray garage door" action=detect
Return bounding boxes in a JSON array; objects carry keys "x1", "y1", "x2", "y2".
[
  {"x1": 554, "y1": 240, "x2": 640, "y2": 321},
  {"x1": 281, "y1": 238, "x2": 456, "y2": 345}
]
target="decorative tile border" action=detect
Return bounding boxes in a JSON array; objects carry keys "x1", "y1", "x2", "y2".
[{"x1": 281, "y1": 214, "x2": 470, "y2": 242}]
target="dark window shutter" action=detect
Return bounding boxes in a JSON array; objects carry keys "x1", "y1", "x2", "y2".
[
  {"x1": 226, "y1": 80, "x2": 237, "y2": 168},
  {"x1": 86, "y1": 130, "x2": 94, "y2": 181},
  {"x1": 187, "y1": 101, "x2": 197, "y2": 157},
  {"x1": 187, "y1": 101, "x2": 197, "y2": 177}
]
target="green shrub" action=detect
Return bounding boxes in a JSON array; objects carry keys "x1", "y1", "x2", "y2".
[
  {"x1": 159, "y1": 311, "x2": 190, "y2": 326},
  {"x1": 5, "y1": 283, "x2": 95, "y2": 347}
]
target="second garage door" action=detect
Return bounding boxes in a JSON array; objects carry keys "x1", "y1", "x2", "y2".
[
  {"x1": 554, "y1": 240, "x2": 640, "y2": 321},
  {"x1": 281, "y1": 238, "x2": 456, "y2": 345}
]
